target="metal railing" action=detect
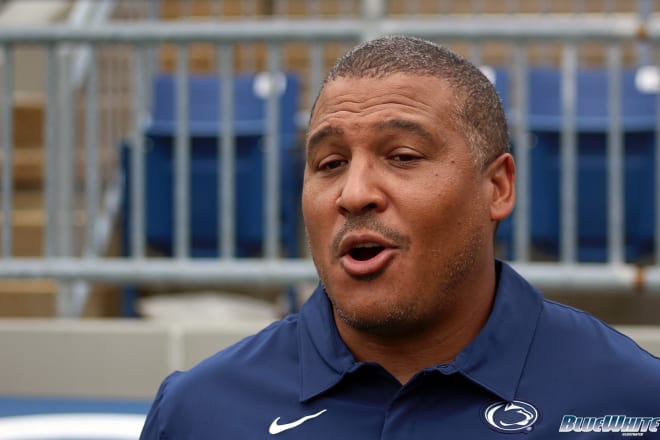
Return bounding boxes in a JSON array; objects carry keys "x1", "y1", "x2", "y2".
[{"x1": 2, "y1": 0, "x2": 660, "y2": 316}]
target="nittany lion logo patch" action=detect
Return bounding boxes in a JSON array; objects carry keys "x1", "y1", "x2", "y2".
[{"x1": 483, "y1": 400, "x2": 539, "y2": 433}]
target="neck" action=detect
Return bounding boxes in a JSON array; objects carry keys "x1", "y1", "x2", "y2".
[{"x1": 335, "y1": 264, "x2": 496, "y2": 385}]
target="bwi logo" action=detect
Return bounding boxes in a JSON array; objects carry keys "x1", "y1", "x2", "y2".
[
  {"x1": 483, "y1": 400, "x2": 540, "y2": 433},
  {"x1": 559, "y1": 415, "x2": 660, "y2": 434}
]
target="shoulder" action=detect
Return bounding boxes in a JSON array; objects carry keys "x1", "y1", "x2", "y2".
[
  {"x1": 539, "y1": 299, "x2": 658, "y2": 364},
  {"x1": 139, "y1": 315, "x2": 303, "y2": 438},
  {"x1": 499, "y1": 262, "x2": 658, "y2": 369},
  {"x1": 515, "y1": 299, "x2": 660, "y2": 416},
  {"x1": 527, "y1": 299, "x2": 660, "y2": 399},
  {"x1": 172, "y1": 313, "x2": 300, "y2": 395}
]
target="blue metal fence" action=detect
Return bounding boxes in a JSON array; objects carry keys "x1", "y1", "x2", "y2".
[{"x1": 2, "y1": 0, "x2": 660, "y2": 316}]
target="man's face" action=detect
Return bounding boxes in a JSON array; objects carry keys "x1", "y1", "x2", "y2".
[{"x1": 303, "y1": 73, "x2": 502, "y2": 337}]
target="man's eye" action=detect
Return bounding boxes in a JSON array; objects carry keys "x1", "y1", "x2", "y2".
[
  {"x1": 391, "y1": 154, "x2": 418, "y2": 162},
  {"x1": 319, "y1": 159, "x2": 346, "y2": 170}
]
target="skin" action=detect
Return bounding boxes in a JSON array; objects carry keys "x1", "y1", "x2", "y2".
[{"x1": 302, "y1": 73, "x2": 515, "y2": 384}]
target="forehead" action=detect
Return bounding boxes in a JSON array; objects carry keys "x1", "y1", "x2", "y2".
[{"x1": 309, "y1": 73, "x2": 457, "y2": 130}]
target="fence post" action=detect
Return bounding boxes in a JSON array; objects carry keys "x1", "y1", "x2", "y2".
[
  {"x1": 1, "y1": 44, "x2": 14, "y2": 259},
  {"x1": 361, "y1": 0, "x2": 386, "y2": 41}
]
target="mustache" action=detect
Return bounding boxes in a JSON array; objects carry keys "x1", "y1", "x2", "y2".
[{"x1": 331, "y1": 214, "x2": 410, "y2": 256}]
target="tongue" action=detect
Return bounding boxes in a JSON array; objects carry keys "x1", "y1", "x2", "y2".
[{"x1": 350, "y1": 246, "x2": 384, "y2": 261}]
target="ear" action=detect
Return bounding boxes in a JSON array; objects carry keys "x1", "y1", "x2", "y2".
[{"x1": 484, "y1": 153, "x2": 515, "y2": 222}]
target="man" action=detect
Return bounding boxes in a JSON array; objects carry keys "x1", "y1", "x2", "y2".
[{"x1": 140, "y1": 36, "x2": 660, "y2": 439}]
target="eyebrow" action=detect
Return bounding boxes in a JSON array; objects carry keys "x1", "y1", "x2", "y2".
[
  {"x1": 305, "y1": 118, "x2": 435, "y2": 153},
  {"x1": 306, "y1": 125, "x2": 344, "y2": 153},
  {"x1": 375, "y1": 118, "x2": 435, "y2": 143}
]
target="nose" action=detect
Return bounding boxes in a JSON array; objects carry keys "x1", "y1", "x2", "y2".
[{"x1": 335, "y1": 159, "x2": 387, "y2": 216}]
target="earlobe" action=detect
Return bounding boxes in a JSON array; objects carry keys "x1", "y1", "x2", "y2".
[{"x1": 487, "y1": 153, "x2": 515, "y2": 221}]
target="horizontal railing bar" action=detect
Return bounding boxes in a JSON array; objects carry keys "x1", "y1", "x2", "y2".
[
  {"x1": 0, "y1": 14, "x2": 654, "y2": 44},
  {"x1": 513, "y1": 263, "x2": 644, "y2": 292},
  {"x1": 381, "y1": 15, "x2": 644, "y2": 41},
  {"x1": 0, "y1": 259, "x2": 657, "y2": 293},
  {"x1": 0, "y1": 20, "x2": 363, "y2": 43},
  {"x1": 0, "y1": 259, "x2": 319, "y2": 287}
]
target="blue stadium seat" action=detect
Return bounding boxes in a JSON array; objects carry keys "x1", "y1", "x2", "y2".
[
  {"x1": 529, "y1": 67, "x2": 656, "y2": 262},
  {"x1": 122, "y1": 72, "x2": 302, "y2": 259},
  {"x1": 492, "y1": 67, "x2": 657, "y2": 262}
]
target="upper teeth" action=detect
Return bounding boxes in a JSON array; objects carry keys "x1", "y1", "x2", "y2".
[{"x1": 354, "y1": 243, "x2": 380, "y2": 248}]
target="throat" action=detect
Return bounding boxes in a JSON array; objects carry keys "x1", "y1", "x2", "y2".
[{"x1": 334, "y1": 313, "x2": 459, "y2": 385}]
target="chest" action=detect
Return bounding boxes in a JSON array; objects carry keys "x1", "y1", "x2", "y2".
[{"x1": 166, "y1": 370, "x2": 609, "y2": 439}]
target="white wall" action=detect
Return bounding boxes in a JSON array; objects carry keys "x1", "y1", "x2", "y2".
[
  {"x1": 0, "y1": 318, "x2": 274, "y2": 400},
  {"x1": 0, "y1": 320, "x2": 659, "y2": 400}
]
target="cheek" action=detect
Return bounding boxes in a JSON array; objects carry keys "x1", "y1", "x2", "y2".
[
  {"x1": 406, "y1": 181, "x2": 483, "y2": 241},
  {"x1": 302, "y1": 184, "x2": 324, "y2": 218},
  {"x1": 301, "y1": 186, "x2": 312, "y2": 222},
  {"x1": 302, "y1": 175, "x2": 322, "y2": 215},
  {"x1": 302, "y1": 184, "x2": 335, "y2": 247}
]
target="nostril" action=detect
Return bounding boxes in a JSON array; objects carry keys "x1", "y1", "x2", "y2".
[{"x1": 338, "y1": 202, "x2": 380, "y2": 216}]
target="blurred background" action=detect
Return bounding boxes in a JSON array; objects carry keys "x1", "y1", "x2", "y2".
[{"x1": 1, "y1": 0, "x2": 660, "y2": 437}]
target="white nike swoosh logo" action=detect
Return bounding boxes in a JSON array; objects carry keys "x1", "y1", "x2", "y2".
[{"x1": 268, "y1": 409, "x2": 327, "y2": 435}]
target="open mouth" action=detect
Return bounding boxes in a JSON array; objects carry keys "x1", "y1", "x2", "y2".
[
  {"x1": 349, "y1": 244, "x2": 385, "y2": 261},
  {"x1": 338, "y1": 236, "x2": 398, "y2": 278}
]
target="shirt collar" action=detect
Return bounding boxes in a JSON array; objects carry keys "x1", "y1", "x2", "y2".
[
  {"x1": 298, "y1": 283, "x2": 357, "y2": 402},
  {"x1": 446, "y1": 261, "x2": 543, "y2": 401},
  {"x1": 297, "y1": 261, "x2": 543, "y2": 402}
]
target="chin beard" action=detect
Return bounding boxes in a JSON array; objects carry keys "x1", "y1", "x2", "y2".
[{"x1": 329, "y1": 295, "x2": 432, "y2": 338}]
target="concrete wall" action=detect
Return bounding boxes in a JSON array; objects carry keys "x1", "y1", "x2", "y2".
[
  {"x1": 0, "y1": 319, "x2": 658, "y2": 401},
  {"x1": 0, "y1": 318, "x2": 274, "y2": 400}
]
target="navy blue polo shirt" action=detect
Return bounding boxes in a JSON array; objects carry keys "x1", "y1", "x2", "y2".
[{"x1": 140, "y1": 261, "x2": 660, "y2": 439}]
